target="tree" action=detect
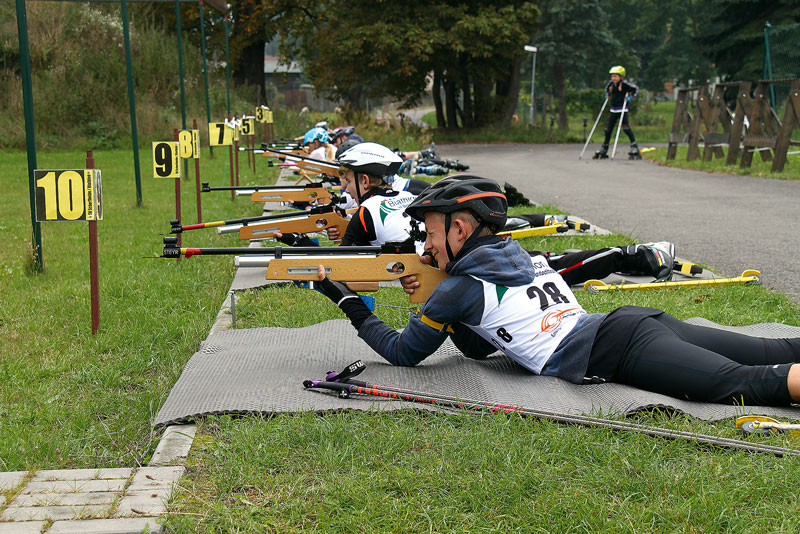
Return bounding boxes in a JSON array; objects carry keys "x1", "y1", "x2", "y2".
[
  {"x1": 232, "y1": 0, "x2": 538, "y2": 127},
  {"x1": 532, "y1": 0, "x2": 620, "y2": 130}
]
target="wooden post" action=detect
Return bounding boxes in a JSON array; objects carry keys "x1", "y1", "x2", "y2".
[
  {"x1": 193, "y1": 118, "x2": 202, "y2": 223},
  {"x1": 771, "y1": 79, "x2": 800, "y2": 172},
  {"x1": 701, "y1": 83, "x2": 730, "y2": 161},
  {"x1": 667, "y1": 88, "x2": 693, "y2": 161},
  {"x1": 725, "y1": 82, "x2": 752, "y2": 165},
  {"x1": 234, "y1": 114, "x2": 240, "y2": 186},
  {"x1": 86, "y1": 150, "x2": 100, "y2": 334},
  {"x1": 228, "y1": 114, "x2": 234, "y2": 200},
  {"x1": 173, "y1": 129, "x2": 182, "y2": 261},
  {"x1": 686, "y1": 86, "x2": 708, "y2": 161},
  {"x1": 741, "y1": 81, "x2": 775, "y2": 168}
]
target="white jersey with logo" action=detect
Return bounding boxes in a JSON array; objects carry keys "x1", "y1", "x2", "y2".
[
  {"x1": 466, "y1": 255, "x2": 586, "y2": 374},
  {"x1": 390, "y1": 176, "x2": 411, "y2": 192},
  {"x1": 360, "y1": 191, "x2": 424, "y2": 253}
]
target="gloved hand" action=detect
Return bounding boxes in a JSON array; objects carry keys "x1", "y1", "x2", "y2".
[
  {"x1": 316, "y1": 266, "x2": 373, "y2": 329},
  {"x1": 625, "y1": 95, "x2": 632, "y2": 103},
  {"x1": 317, "y1": 276, "x2": 360, "y2": 307}
]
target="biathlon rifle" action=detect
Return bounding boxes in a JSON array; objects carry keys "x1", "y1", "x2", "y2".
[
  {"x1": 201, "y1": 181, "x2": 340, "y2": 204},
  {"x1": 169, "y1": 204, "x2": 354, "y2": 241},
  {"x1": 160, "y1": 237, "x2": 447, "y2": 304},
  {"x1": 258, "y1": 146, "x2": 344, "y2": 180}
]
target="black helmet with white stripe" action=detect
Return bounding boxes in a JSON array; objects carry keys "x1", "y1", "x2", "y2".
[{"x1": 405, "y1": 175, "x2": 508, "y2": 230}]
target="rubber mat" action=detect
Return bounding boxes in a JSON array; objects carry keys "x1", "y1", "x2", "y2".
[{"x1": 154, "y1": 319, "x2": 800, "y2": 427}]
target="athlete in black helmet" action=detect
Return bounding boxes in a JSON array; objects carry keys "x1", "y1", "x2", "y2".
[{"x1": 314, "y1": 176, "x2": 800, "y2": 407}]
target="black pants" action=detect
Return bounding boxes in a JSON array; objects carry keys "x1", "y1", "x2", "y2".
[
  {"x1": 603, "y1": 111, "x2": 636, "y2": 144},
  {"x1": 609, "y1": 314, "x2": 800, "y2": 405}
]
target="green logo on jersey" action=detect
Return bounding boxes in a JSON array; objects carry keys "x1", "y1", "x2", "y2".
[
  {"x1": 379, "y1": 201, "x2": 403, "y2": 223},
  {"x1": 496, "y1": 285, "x2": 509, "y2": 304}
]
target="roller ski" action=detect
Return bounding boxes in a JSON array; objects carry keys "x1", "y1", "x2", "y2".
[
  {"x1": 628, "y1": 143, "x2": 642, "y2": 160},
  {"x1": 593, "y1": 144, "x2": 609, "y2": 160},
  {"x1": 736, "y1": 416, "x2": 800, "y2": 439}
]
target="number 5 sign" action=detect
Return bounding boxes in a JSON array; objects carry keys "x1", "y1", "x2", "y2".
[{"x1": 34, "y1": 169, "x2": 103, "y2": 221}]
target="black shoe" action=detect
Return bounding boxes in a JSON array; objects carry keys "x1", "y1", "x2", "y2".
[
  {"x1": 619, "y1": 242, "x2": 675, "y2": 281},
  {"x1": 593, "y1": 145, "x2": 609, "y2": 159}
]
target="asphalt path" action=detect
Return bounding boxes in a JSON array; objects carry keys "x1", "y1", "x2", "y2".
[{"x1": 437, "y1": 142, "x2": 800, "y2": 303}]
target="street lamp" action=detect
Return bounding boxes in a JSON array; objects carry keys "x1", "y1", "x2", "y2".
[{"x1": 524, "y1": 45, "x2": 537, "y2": 127}]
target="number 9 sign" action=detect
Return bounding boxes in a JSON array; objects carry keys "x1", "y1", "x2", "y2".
[{"x1": 152, "y1": 141, "x2": 180, "y2": 178}]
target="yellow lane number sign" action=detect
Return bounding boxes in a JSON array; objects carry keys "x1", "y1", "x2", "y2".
[
  {"x1": 209, "y1": 121, "x2": 234, "y2": 146},
  {"x1": 178, "y1": 129, "x2": 199, "y2": 159},
  {"x1": 35, "y1": 169, "x2": 103, "y2": 221},
  {"x1": 152, "y1": 141, "x2": 180, "y2": 178}
]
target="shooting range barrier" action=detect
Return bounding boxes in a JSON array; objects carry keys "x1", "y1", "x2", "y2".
[{"x1": 667, "y1": 79, "x2": 800, "y2": 172}]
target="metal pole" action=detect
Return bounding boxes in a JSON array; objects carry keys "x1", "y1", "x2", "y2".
[
  {"x1": 530, "y1": 51, "x2": 536, "y2": 126},
  {"x1": 763, "y1": 21, "x2": 776, "y2": 110},
  {"x1": 224, "y1": 12, "x2": 231, "y2": 116},
  {"x1": 120, "y1": 0, "x2": 143, "y2": 207},
  {"x1": 199, "y1": 0, "x2": 213, "y2": 158},
  {"x1": 175, "y1": 0, "x2": 186, "y2": 129},
  {"x1": 16, "y1": 0, "x2": 43, "y2": 272}
]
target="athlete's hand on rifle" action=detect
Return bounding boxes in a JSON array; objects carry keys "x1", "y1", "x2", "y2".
[
  {"x1": 399, "y1": 254, "x2": 435, "y2": 295},
  {"x1": 316, "y1": 265, "x2": 360, "y2": 306},
  {"x1": 326, "y1": 227, "x2": 341, "y2": 241},
  {"x1": 315, "y1": 265, "x2": 372, "y2": 329}
]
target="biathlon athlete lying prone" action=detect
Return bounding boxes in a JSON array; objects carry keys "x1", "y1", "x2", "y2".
[
  {"x1": 313, "y1": 177, "x2": 800, "y2": 406},
  {"x1": 275, "y1": 143, "x2": 677, "y2": 283}
]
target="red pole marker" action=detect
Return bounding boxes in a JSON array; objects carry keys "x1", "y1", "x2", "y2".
[
  {"x1": 86, "y1": 150, "x2": 100, "y2": 334},
  {"x1": 193, "y1": 118, "x2": 202, "y2": 222},
  {"x1": 234, "y1": 114, "x2": 240, "y2": 186},
  {"x1": 173, "y1": 129, "x2": 182, "y2": 261},
  {"x1": 228, "y1": 114, "x2": 234, "y2": 200}
]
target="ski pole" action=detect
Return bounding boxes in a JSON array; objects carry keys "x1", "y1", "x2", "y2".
[
  {"x1": 610, "y1": 94, "x2": 628, "y2": 159},
  {"x1": 578, "y1": 95, "x2": 609, "y2": 159},
  {"x1": 306, "y1": 362, "x2": 800, "y2": 457}
]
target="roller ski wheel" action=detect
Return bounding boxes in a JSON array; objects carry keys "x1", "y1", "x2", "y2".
[
  {"x1": 593, "y1": 151, "x2": 608, "y2": 160},
  {"x1": 628, "y1": 151, "x2": 642, "y2": 160}
]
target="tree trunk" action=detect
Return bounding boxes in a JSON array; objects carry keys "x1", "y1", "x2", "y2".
[
  {"x1": 433, "y1": 68, "x2": 446, "y2": 128},
  {"x1": 444, "y1": 73, "x2": 459, "y2": 129},
  {"x1": 472, "y1": 77, "x2": 493, "y2": 127},
  {"x1": 494, "y1": 57, "x2": 523, "y2": 126},
  {"x1": 459, "y1": 56, "x2": 474, "y2": 128},
  {"x1": 554, "y1": 63, "x2": 568, "y2": 130},
  {"x1": 232, "y1": 41, "x2": 266, "y2": 102}
]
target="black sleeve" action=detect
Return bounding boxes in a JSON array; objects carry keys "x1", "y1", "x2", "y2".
[
  {"x1": 449, "y1": 323, "x2": 497, "y2": 360},
  {"x1": 341, "y1": 206, "x2": 377, "y2": 246},
  {"x1": 406, "y1": 179, "x2": 431, "y2": 195},
  {"x1": 624, "y1": 81, "x2": 639, "y2": 99}
]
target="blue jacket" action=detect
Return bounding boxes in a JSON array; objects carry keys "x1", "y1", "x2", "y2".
[{"x1": 357, "y1": 236, "x2": 606, "y2": 383}]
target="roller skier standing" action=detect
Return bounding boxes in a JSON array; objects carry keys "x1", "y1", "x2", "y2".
[{"x1": 594, "y1": 66, "x2": 641, "y2": 160}]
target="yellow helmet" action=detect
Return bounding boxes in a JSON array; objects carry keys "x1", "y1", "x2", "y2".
[{"x1": 609, "y1": 65, "x2": 626, "y2": 77}]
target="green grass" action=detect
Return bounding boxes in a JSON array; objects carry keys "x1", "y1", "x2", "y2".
[
  {"x1": 164, "y1": 411, "x2": 800, "y2": 533},
  {"x1": 425, "y1": 101, "x2": 676, "y2": 145},
  {"x1": 0, "y1": 147, "x2": 274, "y2": 470},
  {"x1": 644, "y1": 146, "x2": 800, "y2": 181},
  {"x1": 4, "y1": 138, "x2": 800, "y2": 533},
  {"x1": 160, "y1": 202, "x2": 800, "y2": 532}
]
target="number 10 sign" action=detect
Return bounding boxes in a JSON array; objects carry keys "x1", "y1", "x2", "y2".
[{"x1": 34, "y1": 169, "x2": 103, "y2": 222}]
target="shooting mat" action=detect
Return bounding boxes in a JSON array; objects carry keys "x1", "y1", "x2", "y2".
[{"x1": 154, "y1": 318, "x2": 800, "y2": 428}]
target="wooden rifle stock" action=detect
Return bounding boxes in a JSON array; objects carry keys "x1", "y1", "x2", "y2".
[
  {"x1": 265, "y1": 254, "x2": 447, "y2": 304},
  {"x1": 238, "y1": 209, "x2": 353, "y2": 241},
  {"x1": 250, "y1": 187, "x2": 335, "y2": 204}
]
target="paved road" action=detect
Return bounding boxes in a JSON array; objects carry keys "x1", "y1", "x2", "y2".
[{"x1": 438, "y1": 143, "x2": 800, "y2": 303}]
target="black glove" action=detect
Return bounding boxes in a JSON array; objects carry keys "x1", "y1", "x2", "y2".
[
  {"x1": 277, "y1": 233, "x2": 317, "y2": 247},
  {"x1": 317, "y1": 278, "x2": 372, "y2": 329}
]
